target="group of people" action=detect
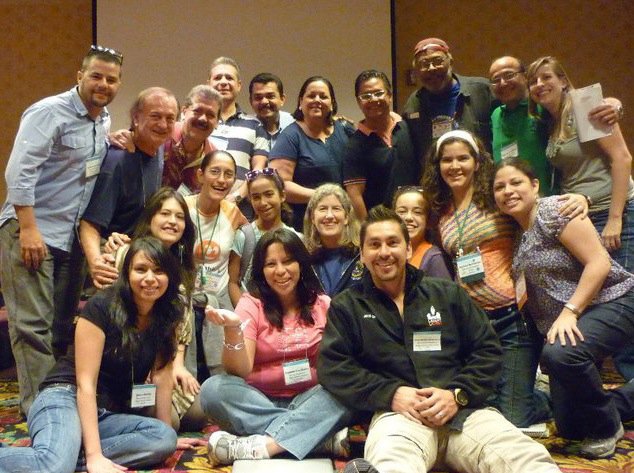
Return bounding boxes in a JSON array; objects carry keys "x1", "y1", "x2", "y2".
[{"x1": 0, "y1": 34, "x2": 633, "y2": 473}]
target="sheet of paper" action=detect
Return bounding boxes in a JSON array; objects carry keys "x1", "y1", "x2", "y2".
[{"x1": 569, "y1": 83, "x2": 612, "y2": 142}]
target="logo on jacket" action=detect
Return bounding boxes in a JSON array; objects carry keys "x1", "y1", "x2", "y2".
[
  {"x1": 426, "y1": 306, "x2": 442, "y2": 326},
  {"x1": 363, "y1": 314, "x2": 376, "y2": 319},
  {"x1": 351, "y1": 261, "x2": 364, "y2": 280}
]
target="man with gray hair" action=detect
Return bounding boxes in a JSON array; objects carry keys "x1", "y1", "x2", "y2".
[{"x1": 163, "y1": 84, "x2": 222, "y2": 194}]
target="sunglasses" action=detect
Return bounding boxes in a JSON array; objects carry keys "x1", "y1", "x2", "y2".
[
  {"x1": 88, "y1": 45, "x2": 123, "y2": 65},
  {"x1": 245, "y1": 167, "x2": 281, "y2": 182}
]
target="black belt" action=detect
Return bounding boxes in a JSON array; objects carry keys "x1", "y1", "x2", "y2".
[{"x1": 485, "y1": 303, "x2": 518, "y2": 319}]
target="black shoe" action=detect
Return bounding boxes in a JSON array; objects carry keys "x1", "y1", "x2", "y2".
[{"x1": 342, "y1": 458, "x2": 379, "y2": 473}]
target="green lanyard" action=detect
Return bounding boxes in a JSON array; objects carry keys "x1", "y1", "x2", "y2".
[
  {"x1": 195, "y1": 196, "x2": 220, "y2": 286},
  {"x1": 454, "y1": 200, "x2": 472, "y2": 257}
]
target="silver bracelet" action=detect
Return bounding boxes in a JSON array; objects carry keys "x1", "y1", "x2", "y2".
[
  {"x1": 223, "y1": 341, "x2": 245, "y2": 351},
  {"x1": 564, "y1": 302, "x2": 582, "y2": 317}
]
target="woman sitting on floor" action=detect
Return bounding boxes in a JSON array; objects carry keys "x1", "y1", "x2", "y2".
[
  {"x1": 493, "y1": 157, "x2": 634, "y2": 459},
  {"x1": 200, "y1": 228, "x2": 353, "y2": 467},
  {"x1": 0, "y1": 237, "x2": 184, "y2": 473}
]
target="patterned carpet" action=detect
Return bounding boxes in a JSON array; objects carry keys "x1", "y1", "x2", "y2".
[{"x1": 1, "y1": 377, "x2": 633, "y2": 472}]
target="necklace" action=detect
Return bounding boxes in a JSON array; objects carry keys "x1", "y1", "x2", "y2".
[{"x1": 195, "y1": 196, "x2": 220, "y2": 285}]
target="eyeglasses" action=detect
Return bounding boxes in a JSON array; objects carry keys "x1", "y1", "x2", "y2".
[
  {"x1": 415, "y1": 56, "x2": 447, "y2": 71},
  {"x1": 489, "y1": 70, "x2": 523, "y2": 86},
  {"x1": 357, "y1": 90, "x2": 387, "y2": 102},
  {"x1": 245, "y1": 167, "x2": 281, "y2": 182},
  {"x1": 207, "y1": 167, "x2": 235, "y2": 180},
  {"x1": 87, "y1": 45, "x2": 123, "y2": 65}
]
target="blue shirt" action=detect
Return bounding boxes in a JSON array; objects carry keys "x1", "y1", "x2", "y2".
[
  {"x1": 257, "y1": 110, "x2": 295, "y2": 150},
  {"x1": 0, "y1": 87, "x2": 110, "y2": 252}
]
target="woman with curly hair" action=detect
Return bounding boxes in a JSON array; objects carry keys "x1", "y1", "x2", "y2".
[{"x1": 304, "y1": 183, "x2": 365, "y2": 296}]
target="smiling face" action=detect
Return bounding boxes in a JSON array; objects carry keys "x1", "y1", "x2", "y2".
[
  {"x1": 181, "y1": 95, "x2": 220, "y2": 143},
  {"x1": 394, "y1": 191, "x2": 427, "y2": 245},
  {"x1": 299, "y1": 80, "x2": 333, "y2": 122},
  {"x1": 77, "y1": 57, "x2": 121, "y2": 117},
  {"x1": 493, "y1": 165, "x2": 539, "y2": 222},
  {"x1": 263, "y1": 242, "x2": 300, "y2": 302},
  {"x1": 129, "y1": 251, "x2": 168, "y2": 308},
  {"x1": 249, "y1": 176, "x2": 284, "y2": 225},
  {"x1": 528, "y1": 63, "x2": 568, "y2": 113},
  {"x1": 439, "y1": 141, "x2": 478, "y2": 196},
  {"x1": 133, "y1": 92, "x2": 178, "y2": 155},
  {"x1": 356, "y1": 77, "x2": 392, "y2": 121},
  {"x1": 198, "y1": 152, "x2": 236, "y2": 203},
  {"x1": 414, "y1": 50, "x2": 453, "y2": 94},
  {"x1": 489, "y1": 56, "x2": 527, "y2": 107},
  {"x1": 312, "y1": 194, "x2": 348, "y2": 248},
  {"x1": 250, "y1": 81, "x2": 285, "y2": 123},
  {"x1": 209, "y1": 64, "x2": 241, "y2": 104},
  {"x1": 361, "y1": 220, "x2": 410, "y2": 290},
  {"x1": 149, "y1": 197, "x2": 186, "y2": 248}
]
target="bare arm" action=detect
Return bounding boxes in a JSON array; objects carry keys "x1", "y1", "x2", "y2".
[
  {"x1": 79, "y1": 220, "x2": 118, "y2": 288},
  {"x1": 205, "y1": 308, "x2": 256, "y2": 378},
  {"x1": 547, "y1": 215, "x2": 612, "y2": 345},
  {"x1": 227, "y1": 251, "x2": 243, "y2": 308},
  {"x1": 596, "y1": 123, "x2": 633, "y2": 251},
  {"x1": 75, "y1": 318, "x2": 127, "y2": 473},
  {"x1": 269, "y1": 158, "x2": 315, "y2": 204},
  {"x1": 14, "y1": 205, "x2": 47, "y2": 270},
  {"x1": 151, "y1": 359, "x2": 175, "y2": 426},
  {"x1": 345, "y1": 182, "x2": 368, "y2": 221}
]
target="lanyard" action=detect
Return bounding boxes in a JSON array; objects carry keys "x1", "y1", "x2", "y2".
[
  {"x1": 454, "y1": 200, "x2": 472, "y2": 257},
  {"x1": 195, "y1": 196, "x2": 220, "y2": 285}
]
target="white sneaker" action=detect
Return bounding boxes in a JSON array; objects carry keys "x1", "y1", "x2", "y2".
[
  {"x1": 207, "y1": 430, "x2": 268, "y2": 466},
  {"x1": 579, "y1": 424, "x2": 625, "y2": 459}
]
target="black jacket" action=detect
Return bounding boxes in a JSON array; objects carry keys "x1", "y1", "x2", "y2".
[{"x1": 318, "y1": 265, "x2": 502, "y2": 429}]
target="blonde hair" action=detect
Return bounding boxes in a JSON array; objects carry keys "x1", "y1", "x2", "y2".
[
  {"x1": 303, "y1": 184, "x2": 360, "y2": 254},
  {"x1": 526, "y1": 56, "x2": 575, "y2": 141}
]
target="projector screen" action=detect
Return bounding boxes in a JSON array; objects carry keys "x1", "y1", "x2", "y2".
[{"x1": 97, "y1": 0, "x2": 392, "y2": 130}]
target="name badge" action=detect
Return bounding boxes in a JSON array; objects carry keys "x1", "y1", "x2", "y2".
[
  {"x1": 515, "y1": 272, "x2": 528, "y2": 310},
  {"x1": 432, "y1": 117, "x2": 454, "y2": 139},
  {"x1": 85, "y1": 156, "x2": 101, "y2": 178},
  {"x1": 456, "y1": 251, "x2": 485, "y2": 283},
  {"x1": 282, "y1": 359, "x2": 312, "y2": 385},
  {"x1": 130, "y1": 383, "x2": 156, "y2": 408},
  {"x1": 200, "y1": 266, "x2": 221, "y2": 291},
  {"x1": 413, "y1": 331, "x2": 442, "y2": 351},
  {"x1": 501, "y1": 142, "x2": 519, "y2": 160}
]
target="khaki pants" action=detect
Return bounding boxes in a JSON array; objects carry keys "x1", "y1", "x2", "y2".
[{"x1": 365, "y1": 408, "x2": 560, "y2": 473}]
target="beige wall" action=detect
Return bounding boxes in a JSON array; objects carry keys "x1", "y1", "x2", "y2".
[
  {"x1": 0, "y1": 0, "x2": 92, "y2": 201},
  {"x1": 393, "y1": 0, "x2": 634, "y2": 151}
]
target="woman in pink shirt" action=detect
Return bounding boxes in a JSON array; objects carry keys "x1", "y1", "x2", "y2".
[{"x1": 200, "y1": 228, "x2": 352, "y2": 466}]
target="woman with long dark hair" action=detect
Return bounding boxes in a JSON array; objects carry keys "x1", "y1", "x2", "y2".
[
  {"x1": 199, "y1": 228, "x2": 352, "y2": 466},
  {"x1": 0, "y1": 237, "x2": 183, "y2": 472}
]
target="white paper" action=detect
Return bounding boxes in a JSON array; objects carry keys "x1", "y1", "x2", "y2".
[{"x1": 569, "y1": 83, "x2": 612, "y2": 142}]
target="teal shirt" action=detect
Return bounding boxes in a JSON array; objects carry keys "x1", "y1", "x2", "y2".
[{"x1": 491, "y1": 100, "x2": 555, "y2": 195}]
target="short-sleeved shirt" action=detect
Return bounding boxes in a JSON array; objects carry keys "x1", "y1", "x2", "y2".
[
  {"x1": 209, "y1": 105, "x2": 269, "y2": 193},
  {"x1": 41, "y1": 290, "x2": 159, "y2": 412},
  {"x1": 439, "y1": 206, "x2": 516, "y2": 311},
  {"x1": 237, "y1": 292, "x2": 330, "y2": 398},
  {"x1": 257, "y1": 110, "x2": 295, "y2": 150},
  {"x1": 491, "y1": 101, "x2": 553, "y2": 195},
  {"x1": 186, "y1": 196, "x2": 247, "y2": 302},
  {"x1": 162, "y1": 121, "x2": 215, "y2": 195},
  {"x1": 0, "y1": 87, "x2": 110, "y2": 251},
  {"x1": 270, "y1": 120, "x2": 353, "y2": 229},
  {"x1": 343, "y1": 114, "x2": 420, "y2": 210},
  {"x1": 81, "y1": 147, "x2": 163, "y2": 235},
  {"x1": 512, "y1": 196, "x2": 634, "y2": 334}
]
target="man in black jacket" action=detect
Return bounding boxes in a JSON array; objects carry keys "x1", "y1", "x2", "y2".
[{"x1": 318, "y1": 206, "x2": 560, "y2": 473}]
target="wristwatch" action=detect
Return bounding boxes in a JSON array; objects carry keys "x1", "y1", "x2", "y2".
[
  {"x1": 453, "y1": 388, "x2": 469, "y2": 407},
  {"x1": 232, "y1": 192, "x2": 243, "y2": 204}
]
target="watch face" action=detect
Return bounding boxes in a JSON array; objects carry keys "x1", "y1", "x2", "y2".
[{"x1": 456, "y1": 389, "x2": 469, "y2": 406}]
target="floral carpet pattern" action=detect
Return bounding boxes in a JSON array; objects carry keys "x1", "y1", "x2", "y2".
[{"x1": 1, "y1": 378, "x2": 634, "y2": 472}]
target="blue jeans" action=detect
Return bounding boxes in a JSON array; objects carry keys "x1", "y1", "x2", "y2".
[
  {"x1": 0, "y1": 384, "x2": 177, "y2": 472},
  {"x1": 541, "y1": 290, "x2": 634, "y2": 439},
  {"x1": 591, "y1": 200, "x2": 634, "y2": 380},
  {"x1": 200, "y1": 374, "x2": 352, "y2": 459},
  {"x1": 488, "y1": 305, "x2": 551, "y2": 427}
]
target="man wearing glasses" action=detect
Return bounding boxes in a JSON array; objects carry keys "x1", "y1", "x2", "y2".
[
  {"x1": 343, "y1": 70, "x2": 419, "y2": 220},
  {"x1": 0, "y1": 46, "x2": 123, "y2": 415},
  {"x1": 403, "y1": 38, "x2": 494, "y2": 169}
]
